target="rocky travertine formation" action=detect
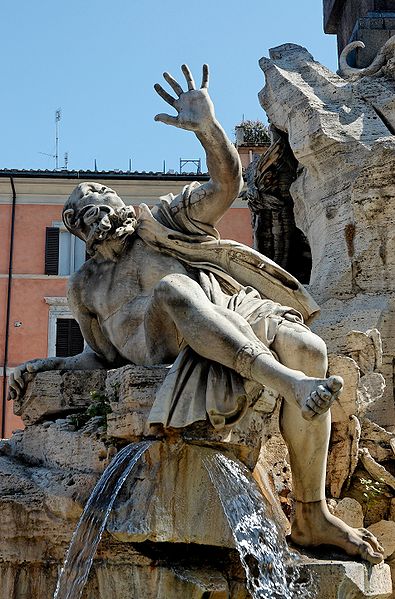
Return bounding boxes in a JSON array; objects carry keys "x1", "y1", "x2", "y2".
[
  {"x1": 0, "y1": 367, "x2": 272, "y2": 598},
  {"x1": 256, "y1": 41, "x2": 395, "y2": 428},
  {"x1": 0, "y1": 368, "x2": 393, "y2": 598}
]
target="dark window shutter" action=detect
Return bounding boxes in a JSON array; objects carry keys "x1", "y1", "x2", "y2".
[
  {"x1": 56, "y1": 319, "x2": 84, "y2": 357},
  {"x1": 45, "y1": 227, "x2": 59, "y2": 275}
]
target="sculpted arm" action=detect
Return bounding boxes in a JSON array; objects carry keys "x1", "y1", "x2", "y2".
[
  {"x1": 154, "y1": 65, "x2": 243, "y2": 226},
  {"x1": 8, "y1": 286, "x2": 121, "y2": 402}
]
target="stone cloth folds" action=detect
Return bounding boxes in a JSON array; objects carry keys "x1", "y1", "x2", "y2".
[
  {"x1": 137, "y1": 186, "x2": 319, "y2": 324},
  {"x1": 148, "y1": 270, "x2": 304, "y2": 431},
  {"x1": 139, "y1": 182, "x2": 316, "y2": 431}
]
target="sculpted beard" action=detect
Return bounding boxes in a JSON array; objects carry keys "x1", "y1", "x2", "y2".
[{"x1": 84, "y1": 206, "x2": 138, "y2": 256}]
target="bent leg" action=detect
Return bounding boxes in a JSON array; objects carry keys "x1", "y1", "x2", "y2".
[
  {"x1": 144, "y1": 273, "x2": 268, "y2": 365},
  {"x1": 145, "y1": 275, "x2": 342, "y2": 413},
  {"x1": 272, "y1": 320, "x2": 383, "y2": 564},
  {"x1": 272, "y1": 320, "x2": 330, "y2": 502}
]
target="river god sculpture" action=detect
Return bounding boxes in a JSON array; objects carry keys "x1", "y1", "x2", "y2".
[{"x1": 9, "y1": 64, "x2": 384, "y2": 564}]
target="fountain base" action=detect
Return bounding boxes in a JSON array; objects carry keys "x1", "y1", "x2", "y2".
[{"x1": 0, "y1": 366, "x2": 392, "y2": 598}]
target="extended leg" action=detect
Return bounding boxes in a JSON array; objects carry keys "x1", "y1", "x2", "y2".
[
  {"x1": 145, "y1": 274, "x2": 341, "y2": 413},
  {"x1": 272, "y1": 321, "x2": 384, "y2": 564}
]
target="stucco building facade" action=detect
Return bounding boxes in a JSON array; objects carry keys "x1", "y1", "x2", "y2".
[{"x1": 0, "y1": 170, "x2": 253, "y2": 437}]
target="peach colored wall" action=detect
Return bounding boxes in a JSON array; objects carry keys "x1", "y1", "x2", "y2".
[
  {"x1": 1, "y1": 203, "x2": 252, "y2": 276},
  {"x1": 0, "y1": 206, "x2": 12, "y2": 273},
  {"x1": 216, "y1": 208, "x2": 253, "y2": 247},
  {"x1": 0, "y1": 278, "x2": 67, "y2": 366},
  {"x1": 7, "y1": 278, "x2": 68, "y2": 366},
  {"x1": 12, "y1": 205, "x2": 63, "y2": 274},
  {"x1": 0, "y1": 382, "x2": 22, "y2": 438}
]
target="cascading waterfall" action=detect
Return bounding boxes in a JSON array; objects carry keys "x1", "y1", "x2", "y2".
[
  {"x1": 54, "y1": 440, "x2": 152, "y2": 599},
  {"x1": 204, "y1": 452, "x2": 313, "y2": 599}
]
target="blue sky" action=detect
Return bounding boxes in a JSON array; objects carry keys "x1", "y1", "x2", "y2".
[{"x1": 0, "y1": 1, "x2": 337, "y2": 173}]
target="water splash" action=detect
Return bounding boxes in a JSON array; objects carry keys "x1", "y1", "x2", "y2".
[
  {"x1": 54, "y1": 441, "x2": 151, "y2": 599},
  {"x1": 204, "y1": 452, "x2": 313, "y2": 599}
]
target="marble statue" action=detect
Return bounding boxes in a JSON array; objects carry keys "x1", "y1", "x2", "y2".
[{"x1": 8, "y1": 65, "x2": 384, "y2": 564}]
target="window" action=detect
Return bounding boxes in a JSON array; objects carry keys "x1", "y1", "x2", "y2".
[
  {"x1": 45, "y1": 222, "x2": 86, "y2": 275},
  {"x1": 45, "y1": 297, "x2": 86, "y2": 357},
  {"x1": 55, "y1": 318, "x2": 84, "y2": 357}
]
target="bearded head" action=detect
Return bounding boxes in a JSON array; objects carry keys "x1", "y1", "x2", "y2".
[{"x1": 63, "y1": 182, "x2": 137, "y2": 255}]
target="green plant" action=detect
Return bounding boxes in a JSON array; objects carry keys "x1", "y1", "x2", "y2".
[
  {"x1": 68, "y1": 390, "x2": 112, "y2": 431},
  {"x1": 359, "y1": 477, "x2": 387, "y2": 506},
  {"x1": 235, "y1": 120, "x2": 270, "y2": 145}
]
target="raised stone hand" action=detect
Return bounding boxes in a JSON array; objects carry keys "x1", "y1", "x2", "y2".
[{"x1": 154, "y1": 64, "x2": 214, "y2": 132}]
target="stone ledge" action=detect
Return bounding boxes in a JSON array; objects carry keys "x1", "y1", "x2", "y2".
[
  {"x1": 17, "y1": 366, "x2": 276, "y2": 469},
  {"x1": 299, "y1": 558, "x2": 392, "y2": 599}
]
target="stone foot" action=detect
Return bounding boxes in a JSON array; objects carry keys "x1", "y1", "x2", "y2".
[
  {"x1": 294, "y1": 375, "x2": 343, "y2": 421},
  {"x1": 290, "y1": 500, "x2": 384, "y2": 565}
]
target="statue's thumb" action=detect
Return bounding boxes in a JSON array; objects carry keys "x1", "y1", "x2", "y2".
[{"x1": 154, "y1": 113, "x2": 178, "y2": 126}]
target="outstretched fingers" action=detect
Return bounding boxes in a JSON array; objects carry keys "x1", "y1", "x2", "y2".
[
  {"x1": 181, "y1": 64, "x2": 195, "y2": 90},
  {"x1": 154, "y1": 83, "x2": 176, "y2": 107},
  {"x1": 163, "y1": 72, "x2": 184, "y2": 96},
  {"x1": 201, "y1": 64, "x2": 209, "y2": 88}
]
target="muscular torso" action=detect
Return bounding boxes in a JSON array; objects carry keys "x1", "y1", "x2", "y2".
[{"x1": 70, "y1": 236, "x2": 196, "y2": 364}]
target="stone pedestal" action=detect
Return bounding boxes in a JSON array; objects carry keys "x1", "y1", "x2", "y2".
[{"x1": 0, "y1": 367, "x2": 392, "y2": 598}]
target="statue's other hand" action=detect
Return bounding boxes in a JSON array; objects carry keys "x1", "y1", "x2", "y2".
[
  {"x1": 154, "y1": 64, "x2": 214, "y2": 132},
  {"x1": 8, "y1": 357, "x2": 62, "y2": 402}
]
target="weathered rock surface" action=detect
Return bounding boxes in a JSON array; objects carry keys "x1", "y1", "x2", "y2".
[
  {"x1": 333, "y1": 497, "x2": 364, "y2": 528},
  {"x1": 258, "y1": 43, "x2": 395, "y2": 428},
  {"x1": 13, "y1": 369, "x2": 107, "y2": 425},
  {"x1": 367, "y1": 521, "x2": 395, "y2": 560},
  {"x1": 359, "y1": 448, "x2": 395, "y2": 493},
  {"x1": 0, "y1": 367, "x2": 273, "y2": 598},
  {"x1": 327, "y1": 354, "x2": 359, "y2": 423},
  {"x1": 360, "y1": 418, "x2": 395, "y2": 463},
  {"x1": 346, "y1": 329, "x2": 383, "y2": 375},
  {"x1": 1, "y1": 366, "x2": 392, "y2": 598},
  {"x1": 109, "y1": 442, "x2": 234, "y2": 547},
  {"x1": 298, "y1": 559, "x2": 392, "y2": 599},
  {"x1": 327, "y1": 416, "x2": 361, "y2": 498}
]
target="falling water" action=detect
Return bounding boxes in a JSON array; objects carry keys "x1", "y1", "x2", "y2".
[
  {"x1": 54, "y1": 440, "x2": 151, "y2": 599},
  {"x1": 204, "y1": 452, "x2": 313, "y2": 599}
]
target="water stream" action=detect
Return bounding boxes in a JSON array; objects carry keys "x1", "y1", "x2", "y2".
[
  {"x1": 204, "y1": 452, "x2": 313, "y2": 599},
  {"x1": 53, "y1": 440, "x2": 151, "y2": 599}
]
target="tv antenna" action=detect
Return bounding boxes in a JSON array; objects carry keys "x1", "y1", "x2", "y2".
[
  {"x1": 179, "y1": 158, "x2": 201, "y2": 174},
  {"x1": 39, "y1": 108, "x2": 64, "y2": 170}
]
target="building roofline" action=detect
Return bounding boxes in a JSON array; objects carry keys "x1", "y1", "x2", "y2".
[{"x1": 0, "y1": 168, "x2": 209, "y2": 181}]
